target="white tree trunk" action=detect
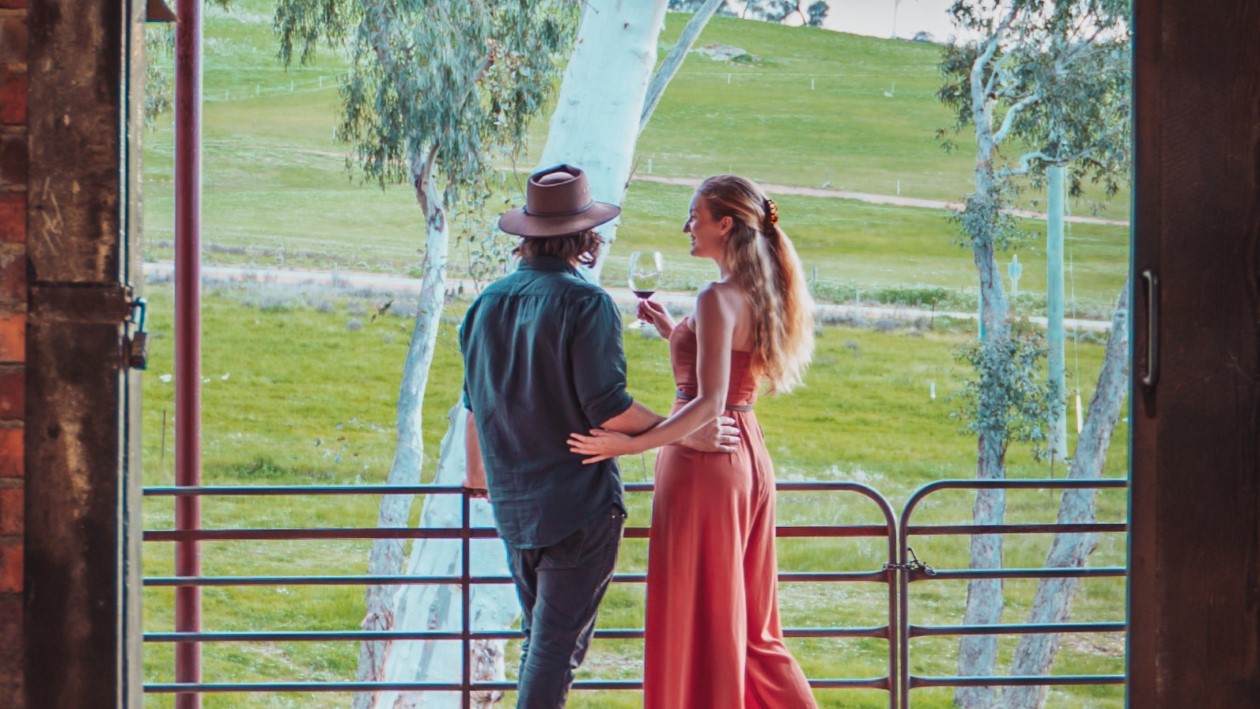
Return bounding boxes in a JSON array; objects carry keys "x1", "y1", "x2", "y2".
[
  {"x1": 353, "y1": 153, "x2": 449, "y2": 709},
  {"x1": 540, "y1": 0, "x2": 669, "y2": 283},
  {"x1": 957, "y1": 115, "x2": 1011, "y2": 709},
  {"x1": 376, "y1": 3, "x2": 672, "y2": 705},
  {"x1": 1003, "y1": 280, "x2": 1130, "y2": 709},
  {"x1": 375, "y1": 404, "x2": 515, "y2": 709}
]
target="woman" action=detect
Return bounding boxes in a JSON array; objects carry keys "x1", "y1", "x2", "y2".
[{"x1": 568, "y1": 175, "x2": 818, "y2": 708}]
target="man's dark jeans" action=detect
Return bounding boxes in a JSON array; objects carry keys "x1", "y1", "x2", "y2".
[{"x1": 506, "y1": 508, "x2": 626, "y2": 708}]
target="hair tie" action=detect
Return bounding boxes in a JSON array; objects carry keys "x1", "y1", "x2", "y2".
[{"x1": 764, "y1": 198, "x2": 779, "y2": 228}]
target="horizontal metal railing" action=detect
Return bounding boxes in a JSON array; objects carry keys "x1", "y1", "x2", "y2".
[
  {"x1": 142, "y1": 478, "x2": 1129, "y2": 707},
  {"x1": 896, "y1": 478, "x2": 1129, "y2": 706},
  {"x1": 142, "y1": 480, "x2": 901, "y2": 707}
]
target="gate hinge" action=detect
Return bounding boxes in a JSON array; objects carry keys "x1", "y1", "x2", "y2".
[{"x1": 124, "y1": 296, "x2": 148, "y2": 370}]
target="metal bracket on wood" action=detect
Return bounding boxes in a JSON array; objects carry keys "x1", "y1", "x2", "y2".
[
  {"x1": 126, "y1": 297, "x2": 149, "y2": 370},
  {"x1": 29, "y1": 282, "x2": 149, "y2": 369}
]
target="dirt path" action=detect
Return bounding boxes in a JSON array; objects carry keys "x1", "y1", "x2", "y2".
[
  {"x1": 289, "y1": 148, "x2": 1129, "y2": 227},
  {"x1": 631, "y1": 174, "x2": 1130, "y2": 227},
  {"x1": 143, "y1": 262, "x2": 1113, "y2": 332}
]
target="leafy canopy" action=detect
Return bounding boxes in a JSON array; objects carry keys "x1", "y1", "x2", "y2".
[
  {"x1": 938, "y1": 0, "x2": 1131, "y2": 198},
  {"x1": 274, "y1": 0, "x2": 578, "y2": 206}
]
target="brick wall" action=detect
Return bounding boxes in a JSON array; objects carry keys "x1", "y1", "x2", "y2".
[{"x1": 0, "y1": 0, "x2": 26, "y2": 705}]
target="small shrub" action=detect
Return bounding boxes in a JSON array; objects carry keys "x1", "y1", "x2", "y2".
[
  {"x1": 874, "y1": 285, "x2": 952, "y2": 309},
  {"x1": 873, "y1": 318, "x2": 900, "y2": 332}
]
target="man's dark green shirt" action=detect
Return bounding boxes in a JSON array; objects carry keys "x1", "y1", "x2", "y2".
[{"x1": 459, "y1": 257, "x2": 633, "y2": 548}]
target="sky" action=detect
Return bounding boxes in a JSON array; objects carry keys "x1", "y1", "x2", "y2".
[{"x1": 808, "y1": 0, "x2": 963, "y2": 42}]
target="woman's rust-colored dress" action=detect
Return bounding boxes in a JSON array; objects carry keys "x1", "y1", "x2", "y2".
[{"x1": 643, "y1": 319, "x2": 817, "y2": 709}]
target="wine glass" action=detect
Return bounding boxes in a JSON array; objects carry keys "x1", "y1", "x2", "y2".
[{"x1": 627, "y1": 251, "x2": 664, "y2": 329}]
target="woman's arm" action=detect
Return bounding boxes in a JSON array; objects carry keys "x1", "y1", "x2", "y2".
[
  {"x1": 463, "y1": 413, "x2": 488, "y2": 498},
  {"x1": 568, "y1": 285, "x2": 735, "y2": 461}
]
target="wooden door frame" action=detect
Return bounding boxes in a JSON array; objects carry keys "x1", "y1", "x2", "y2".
[{"x1": 1127, "y1": 0, "x2": 1260, "y2": 705}]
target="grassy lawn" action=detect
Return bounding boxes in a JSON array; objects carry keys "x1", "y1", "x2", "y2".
[
  {"x1": 139, "y1": 2, "x2": 1131, "y2": 706},
  {"x1": 139, "y1": 286, "x2": 1127, "y2": 708}
]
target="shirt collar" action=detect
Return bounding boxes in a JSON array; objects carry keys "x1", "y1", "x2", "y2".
[{"x1": 519, "y1": 256, "x2": 579, "y2": 275}]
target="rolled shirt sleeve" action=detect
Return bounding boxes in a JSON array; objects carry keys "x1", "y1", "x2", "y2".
[{"x1": 571, "y1": 293, "x2": 634, "y2": 426}]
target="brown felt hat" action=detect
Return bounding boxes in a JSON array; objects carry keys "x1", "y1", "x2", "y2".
[{"x1": 498, "y1": 164, "x2": 621, "y2": 238}]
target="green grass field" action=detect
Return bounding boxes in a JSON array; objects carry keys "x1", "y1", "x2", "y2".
[
  {"x1": 139, "y1": 285, "x2": 1127, "y2": 708},
  {"x1": 139, "y1": 3, "x2": 1132, "y2": 706}
]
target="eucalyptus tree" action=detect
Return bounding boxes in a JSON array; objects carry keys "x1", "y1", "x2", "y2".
[
  {"x1": 273, "y1": 3, "x2": 577, "y2": 705},
  {"x1": 807, "y1": 1, "x2": 830, "y2": 27},
  {"x1": 936, "y1": 1, "x2": 1130, "y2": 706},
  {"x1": 359, "y1": 2, "x2": 730, "y2": 705}
]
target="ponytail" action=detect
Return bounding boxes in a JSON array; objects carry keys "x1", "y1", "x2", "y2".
[{"x1": 698, "y1": 176, "x2": 815, "y2": 394}]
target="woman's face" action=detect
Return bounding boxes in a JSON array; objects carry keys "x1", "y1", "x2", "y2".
[{"x1": 683, "y1": 193, "x2": 730, "y2": 261}]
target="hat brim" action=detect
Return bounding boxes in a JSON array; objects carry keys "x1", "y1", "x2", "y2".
[{"x1": 498, "y1": 202, "x2": 621, "y2": 238}]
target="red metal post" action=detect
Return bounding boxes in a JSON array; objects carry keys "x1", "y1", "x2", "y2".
[
  {"x1": 461, "y1": 493, "x2": 472, "y2": 709},
  {"x1": 174, "y1": 0, "x2": 203, "y2": 705}
]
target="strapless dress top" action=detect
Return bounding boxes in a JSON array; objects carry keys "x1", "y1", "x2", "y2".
[{"x1": 669, "y1": 317, "x2": 760, "y2": 410}]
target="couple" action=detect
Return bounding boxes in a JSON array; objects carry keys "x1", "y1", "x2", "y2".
[{"x1": 460, "y1": 164, "x2": 817, "y2": 708}]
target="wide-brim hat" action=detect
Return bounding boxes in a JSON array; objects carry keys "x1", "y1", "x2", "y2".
[{"x1": 499, "y1": 164, "x2": 621, "y2": 238}]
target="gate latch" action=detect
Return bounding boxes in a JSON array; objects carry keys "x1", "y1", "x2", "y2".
[
  {"x1": 125, "y1": 297, "x2": 149, "y2": 370},
  {"x1": 884, "y1": 546, "x2": 937, "y2": 577}
]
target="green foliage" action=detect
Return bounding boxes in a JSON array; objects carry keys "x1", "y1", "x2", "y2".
[
  {"x1": 143, "y1": 27, "x2": 174, "y2": 128},
  {"x1": 950, "y1": 187, "x2": 1028, "y2": 251},
  {"x1": 142, "y1": 0, "x2": 233, "y2": 127},
  {"x1": 806, "y1": 1, "x2": 829, "y2": 27},
  {"x1": 938, "y1": 0, "x2": 1131, "y2": 194},
  {"x1": 874, "y1": 285, "x2": 954, "y2": 308},
  {"x1": 951, "y1": 325, "x2": 1062, "y2": 460},
  {"x1": 451, "y1": 204, "x2": 517, "y2": 288},
  {"x1": 273, "y1": 0, "x2": 577, "y2": 206}
]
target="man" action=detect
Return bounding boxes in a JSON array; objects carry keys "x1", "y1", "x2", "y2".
[{"x1": 460, "y1": 164, "x2": 736, "y2": 707}]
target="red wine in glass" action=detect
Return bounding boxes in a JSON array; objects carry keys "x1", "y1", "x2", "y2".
[{"x1": 627, "y1": 251, "x2": 664, "y2": 329}]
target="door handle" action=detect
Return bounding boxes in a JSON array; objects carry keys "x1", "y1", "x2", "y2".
[{"x1": 1141, "y1": 269, "x2": 1159, "y2": 387}]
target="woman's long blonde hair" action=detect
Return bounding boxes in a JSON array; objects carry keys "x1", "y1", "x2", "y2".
[{"x1": 697, "y1": 175, "x2": 815, "y2": 394}]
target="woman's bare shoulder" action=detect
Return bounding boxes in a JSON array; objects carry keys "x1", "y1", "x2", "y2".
[
  {"x1": 708, "y1": 280, "x2": 754, "y2": 315},
  {"x1": 694, "y1": 282, "x2": 752, "y2": 333},
  {"x1": 701, "y1": 280, "x2": 746, "y2": 302}
]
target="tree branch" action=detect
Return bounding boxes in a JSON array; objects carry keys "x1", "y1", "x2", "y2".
[
  {"x1": 997, "y1": 129, "x2": 1122, "y2": 178},
  {"x1": 639, "y1": 0, "x2": 725, "y2": 133},
  {"x1": 461, "y1": 54, "x2": 496, "y2": 108},
  {"x1": 362, "y1": 0, "x2": 401, "y2": 79},
  {"x1": 984, "y1": 51, "x2": 1013, "y2": 100},
  {"x1": 997, "y1": 150, "x2": 1053, "y2": 178},
  {"x1": 971, "y1": 1, "x2": 1020, "y2": 102},
  {"x1": 413, "y1": 142, "x2": 441, "y2": 216},
  {"x1": 992, "y1": 90, "x2": 1042, "y2": 145}
]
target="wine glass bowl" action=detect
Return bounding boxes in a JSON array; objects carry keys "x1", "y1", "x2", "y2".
[{"x1": 627, "y1": 251, "x2": 664, "y2": 329}]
